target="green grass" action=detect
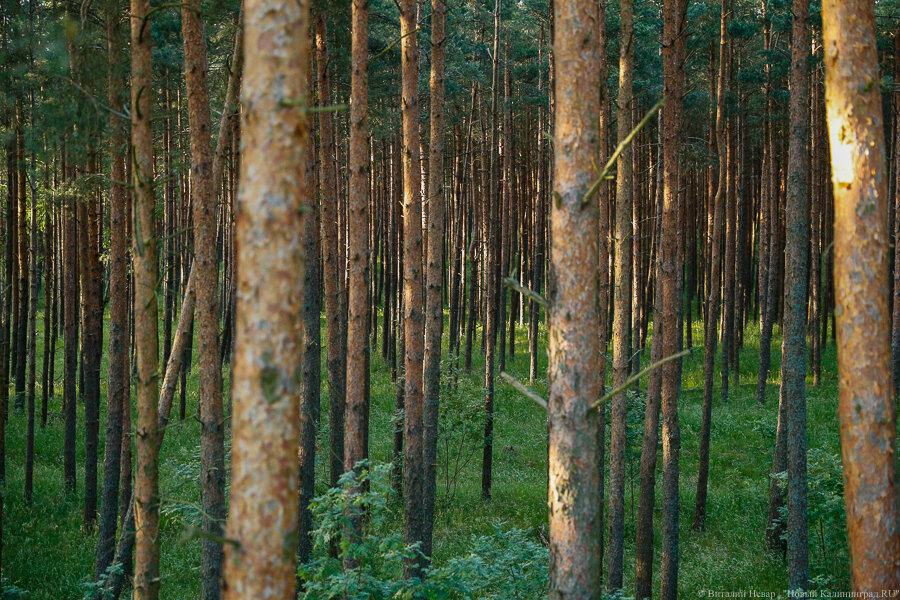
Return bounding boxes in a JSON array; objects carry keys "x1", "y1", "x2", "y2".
[{"x1": 3, "y1": 304, "x2": 850, "y2": 598}]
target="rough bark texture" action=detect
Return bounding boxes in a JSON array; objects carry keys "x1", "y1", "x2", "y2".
[
  {"x1": 181, "y1": 1, "x2": 226, "y2": 595},
  {"x1": 345, "y1": 0, "x2": 369, "y2": 568},
  {"x1": 221, "y1": 0, "x2": 310, "y2": 593},
  {"x1": 547, "y1": 0, "x2": 601, "y2": 595},
  {"x1": 130, "y1": 0, "x2": 160, "y2": 594},
  {"x1": 400, "y1": 0, "x2": 426, "y2": 576},
  {"x1": 783, "y1": 0, "x2": 810, "y2": 589},
  {"x1": 422, "y1": 0, "x2": 446, "y2": 561},
  {"x1": 659, "y1": 0, "x2": 686, "y2": 596},
  {"x1": 607, "y1": 0, "x2": 632, "y2": 587},
  {"x1": 823, "y1": 0, "x2": 900, "y2": 588}
]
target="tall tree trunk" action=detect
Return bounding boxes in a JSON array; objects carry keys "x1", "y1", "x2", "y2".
[
  {"x1": 547, "y1": 0, "x2": 602, "y2": 594},
  {"x1": 130, "y1": 0, "x2": 161, "y2": 593},
  {"x1": 316, "y1": 16, "x2": 346, "y2": 490},
  {"x1": 422, "y1": 0, "x2": 446, "y2": 561},
  {"x1": 221, "y1": 0, "x2": 310, "y2": 594},
  {"x1": 181, "y1": 0, "x2": 226, "y2": 594},
  {"x1": 94, "y1": 0, "x2": 127, "y2": 580},
  {"x1": 298, "y1": 56, "x2": 320, "y2": 572},
  {"x1": 659, "y1": 0, "x2": 687, "y2": 597},
  {"x1": 63, "y1": 161, "x2": 77, "y2": 495},
  {"x1": 79, "y1": 179, "x2": 102, "y2": 528},
  {"x1": 345, "y1": 0, "x2": 369, "y2": 567},
  {"x1": 481, "y1": 0, "x2": 501, "y2": 502},
  {"x1": 783, "y1": 0, "x2": 810, "y2": 589},
  {"x1": 608, "y1": 0, "x2": 633, "y2": 587},
  {"x1": 400, "y1": 0, "x2": 426, "y2": 575},
  {"x1": 694, "y1": 0, "x2": 727, "y2": 532},
  {"x1": 823, "y1": 0, "x2": 900, "y2": 588}
]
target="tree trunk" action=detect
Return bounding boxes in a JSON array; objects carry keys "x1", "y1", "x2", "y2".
[
  {"x1": 181, "y1": 0, "x2": 226, "y2": 594},
  {"x1": 422, "y1": 0, "x2": 446, "y2": 561},
  {"x1": 547, "y1": 0, "x2": 601, "y2": 593},
  {"x1": 400, "y1": 0, "x2": 426, "y2": 574},
  {"x1": 316, "y1": 16, "x2": 346, "y2": 490},
  {"x1": 694, "y1": 0, "x2": 727, "y2": 532},
  {"x1": 783, "y1": 0, "x2": 810, "y2": 589},
  {"x1": 345, "y1": 0, "x2": 369, "y2": 567},
  {"x1": 823, "y1": 0, "x2": 900, "y2": 587},
  {"x1": 94, "y1": 0, "x2": 127, "y2": 580},
  {"x1": 130, "y1": 0, "x2": 161, "y2": 593},
  {"x1": 221, "y1": 0, "x2": 311, "y2": 594},
  {"x1": 608, "y1": 0, "x2": 633, "y2": 587}
]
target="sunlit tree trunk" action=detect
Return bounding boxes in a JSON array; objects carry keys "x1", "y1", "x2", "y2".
[
  {"x1": 823, "y1": 0, "x2": 900, "y2": 588},
  {"x1": 400, "y1": 0, "x2": 426, "y2": 575}
]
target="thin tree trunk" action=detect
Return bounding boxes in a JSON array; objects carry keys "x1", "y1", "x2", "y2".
[
  {"x1": 181, "y1": 0, "x2": 226, "y2": 594},
  {"x1": 608, "y1": 0, "x2": 633, "y2": 586},
  {"x1": 316, "y1": 16, "x2": 346, "y2": 489},
  {"x1": 783, "y1": 0, "x2": 811, "y2": 589},
  {"x1": 659, "y1": 0, "x2": 687, "y2": 596},
  {"x1": 694, "y1": 0, "x2": 728, "y2": 532},
  {"x1": 94, "y1": 0, "x2": 127, "y2": 580},
  {"x1": 422, "y1": 0, "x2": 446, "y2": 561}
]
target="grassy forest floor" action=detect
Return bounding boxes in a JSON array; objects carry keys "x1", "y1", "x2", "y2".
[{"x1": 3, "y1": 303, "x2": 850, "y2": 599}]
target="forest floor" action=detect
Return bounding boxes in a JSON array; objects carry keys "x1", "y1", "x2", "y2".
[{"x1": 3, "y1": 305, "x2": 850, "y2": 599}]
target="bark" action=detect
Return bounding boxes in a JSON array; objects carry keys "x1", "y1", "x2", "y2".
[
  {"x1": 181, "y1": 1, "x2": 226, "y2": 594},
  {"x1": 595, "y1": 1, "x2": 609, "y2": 586},
  {"x1": 79, "y1": 183, "x2": 102, "y2": 528},
  {"x1": 823, "y1": 0, "x2": 900, "y2": 587},
  {"x1": 345, "y1": 0, "x2": 369, "y2": 568},
  {"x1": 422, "y1": 0, "x2": 446, "y2": 561},
  {"x1": 400, "y1": 0, "x2": 426, "y2": 574},
  {"x1": 94, "y1": 0, "x2": 127, "y2": 580},
  {"x1": 659, "y1": 1, "x2": 686, "y2": 596},
  {"x1": 783, "y1": 0, "x2": 810, "y2": 589},
  {"x1": 608, "y1": 0, "x2": 633, "y2": 587},
  {"x1": 130, "y1": 0, "x2": 160, "y2": 593},
  {"x1": 221, "y1": 0, "x2": 310, "y2": 593},
  {"x1": 547, "y1": 0, "x2": 602, "y2": 590}
]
